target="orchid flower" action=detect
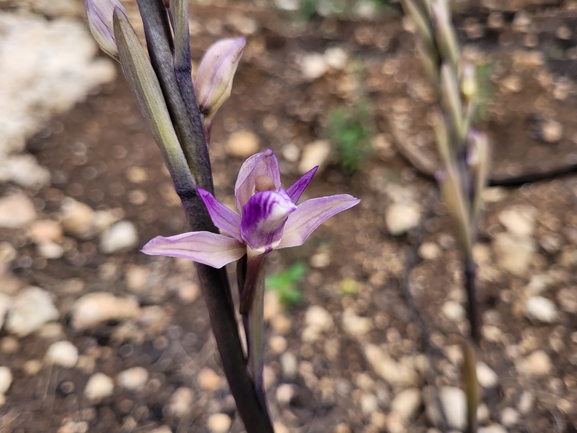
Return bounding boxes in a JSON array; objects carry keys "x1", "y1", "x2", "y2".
[
  {"x1": 143, "y1": 149, "x2": 359, "y2": 393},
  {"x1": 142, "y1": 148, "x2": 359, "y2": 269}
]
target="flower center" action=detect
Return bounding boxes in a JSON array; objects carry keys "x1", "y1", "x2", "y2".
[{"x1": 255, "y1": 175, "x2": 275, "y2": 192}]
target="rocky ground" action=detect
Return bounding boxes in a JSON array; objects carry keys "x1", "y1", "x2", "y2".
[{"x1": 0, "y1": 0, "x2": 576, "y2": 432}]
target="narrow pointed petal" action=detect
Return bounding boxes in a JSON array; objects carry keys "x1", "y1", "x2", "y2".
[
  {"x1": 197, "y1": 187, "x2": 242, "y2": 242},
  {"x1": 286, "y1": 166, "x2": 318, "y2": 203},
  {"x1": 85, "y1": 0, "x2": 126, "y2": 59},
  {"x1": 277, "y1": 195, "x2": 360, "y2": 249},
  {"x1": 235, "y1": 149, "x2": 281, "y2": 213},
  {"x1": 195, "y1": 38, "x2": 245, "y2": 120},
  {"x1": 240, "y1": 190, "x2": 296, "y2": 252},
  {"x1": 142, "y1": 232, "x2": 245, "y2": 268}
]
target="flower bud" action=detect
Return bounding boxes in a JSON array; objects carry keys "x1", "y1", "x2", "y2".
[
  {"x1": 85, "y1": 0, "x2": 127, "y2": 59},
  {"x1": 195, "y1": 38, "x2": 246, "y2": 120}
]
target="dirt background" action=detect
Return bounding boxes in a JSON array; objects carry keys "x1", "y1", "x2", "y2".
[{"x1": 0, "y1": 0, "x2": 576, "y2": 432}]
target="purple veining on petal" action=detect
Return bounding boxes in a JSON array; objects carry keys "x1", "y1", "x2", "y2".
[
  {"x1": 240, "y1": 189, "x2": 296, "y2": 251},
  {"x1": 286, "y1": 166, "x2": 318, "y2": 203},
  {"x1": 235, "y1": 149, "x2": 281, "y2": 213},
  {"x1": 142, "y1": 231, "x2": 245, "y2": 268},
  {"x1": 85, "y1": 0, "x2": 126, "y2": 58},
  {"x1": 277, "y1": 194, "x2": 360, "y2": 249},
  {"x1": 197, "y1": 187, "x2": 242, "y2": 242},
  {"x1": 195, "y1": 38, "x2": 246, "y2": 117}
]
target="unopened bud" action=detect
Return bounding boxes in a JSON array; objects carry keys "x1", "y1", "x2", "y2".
[
  {"x1": 85, "y1": 0, "x2": 127, "y2": 59},
  {"x1": 461, "y1": 64, "x2": 476, "y2": 101},
  {"x1": 195, "y1": 38, "x2": 246, "y2": 120}
]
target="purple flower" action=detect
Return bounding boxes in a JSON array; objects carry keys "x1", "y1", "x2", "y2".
[
  {"x1": 142, "y1": 149, "x2": 360, "y2": 267},
  {"x1": 85, "y1": 0, "x2": 127, "y2": 59}
]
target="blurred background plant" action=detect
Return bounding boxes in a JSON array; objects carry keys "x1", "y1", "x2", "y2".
[
  {"x1": 266, "y1": 262, "x2": 306, "y2": 308},
  {"x1": 326, "y1": 99, "x2": 375, "y2": 174}
]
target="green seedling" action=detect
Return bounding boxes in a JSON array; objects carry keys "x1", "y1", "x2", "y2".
[
  {"x1": 265, "y1": 262, "x2": 306, "y2": 308},
  {"x1": 326, "y1": 100, "x2": 374, "y2": 174}
]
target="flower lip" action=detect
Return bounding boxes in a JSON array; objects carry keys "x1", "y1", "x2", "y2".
[{"x1": 240, "y1": 189, "x2": 297, "y2": 252}]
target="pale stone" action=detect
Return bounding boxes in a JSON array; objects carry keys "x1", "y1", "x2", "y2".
[
  {"x1": 93, "y1": 208, "x2": 123, "y2": 233},
  {"x1": 84, "y1": 373, "x2": 114, "y2": 400},
  {"x1": 419, "y1": 242, "x2": 441, "y2": 260},
  {"x1": 100, "y1": 221, "x2": 138, "y2": 253},
  {"x1": 324, "y1": 47, "x2": 348, "y2": 70},
  {"x1": 525, "y1": 296, "x2": 558, "y2": 323},
  {"x1": 501, "y1": 407, "x2": 519, "y2": 426},
  {"x1": 45, "y1": 341, "x2": 78, "y2": 368},
  {"x1": 117, "y1": 367, "x2": 148, "y2": 391},
  {"x1": 364, "y1": 344, "x2": 418, "y2": 386},
  {"x1": 476, "y1": 362, "x2": 498, "y2": 388},
  {"x1": 300, "y1": 53, "x2": 328, "y2": 80},
  {"x1": 442, "y1": 301, "x2": 465, "y2": 321},
  {"x1": 197, "y1": 368, "x2": 221, "y2": 391},
  {"x1": 0, "y1": 193, "x2": 36, "y2": 228},
  {"x1": 305, "y1": 305, "x2": 334, "y2": 331},
  {"x1": 518, "y1": 350, "x2": 552, "y2": 376},
  {"x1": 37, "y1": 241, "x2": 64, "y2": 259},
  {"x1": 477, "y1": 403, "x2": 490, "y2": 423},
  {"x1": 276, "y1": 383, "x2": 295, "y2": 405},
  {"x1": 541, "y1": 119, "x2": 563, "y2": 143},
  {"x1": 206, "y1": 413, "x2": 232, "y2": 433},
  {"x1": 0, "y1": 336, "x2": 18, "y2": 354},
  {"x1": 493, "y1": 233, "x2": 536, "y2": 276},
  {"x1": 70, "y1": 293, "x2": 140, "y2": 330},
  {"x1": 226, "y1": 130, "x2": 259, "y2": 158},
  {"x1": 358, "y1": 393, "x2": 376, "y2": 415},
  {"x1": 391, "y1": 388, "x2": 422, "y2": 420},
  {"x1": 342, "y1": 309, "x2": 372, "y2": 338},
  {"x1": 5, "y1": 287, "x2": 59, "y2": 337},
  {"x1": 167, "y1": 387, "x2": 194, "y2": 418},
  {"x1": 0, "y1": 12, "x2": 115, "y2": 156},
  {"x1": 498, "y1": 206, "x2": 536, "y2": 237},
  {"x1": 482, "y1": 187, "x2": 507, "y2": 203},
  {"x1": 0, "y1": 154, "x2": 50, "y2": 188},
  {"x1": 269, "y1": 335, "x2": 288, "y2": 354},
  {"x1": 61, "y1": 199, "x2": 95, "y2": 237},
  {"x1": 28, "y1": 220, "x2": 62, "y2": 243},
  {"x1": 280, "y1": 352, "x2": 298, "y2": 379},
  {"x1": 125, "y1": 265, "x2": 149, "y2": 293},
  {"x1": 22, "y1": 359, "x2": 43, "y2": 376},
  {"x1": 0, "y1": 366, "x2": 12, "y2": 394},
  {"x1": 517, "y1": 391, "x2": 534, "y2": 414},
  {"x1": 386, "y1": 203, "x2": 421, "y2": 235},
  {"x1": 298, "y1": 140, "x2": 331, "y2": 174},
  {"x1": 425, "y1": 387, "x2": 466, "y2": 430}
]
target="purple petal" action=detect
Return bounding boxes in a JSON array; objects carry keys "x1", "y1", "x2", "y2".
[
  {"x1": 286, "y1": 166, "x2": 318, "y2": 203},
  {"x1": 240, "y1": 189, "x2": 296, "y2": 252},
  {"x1": 85, "y1": 0, "x2": 126, "y2": 58},
  {"x1": 234, "y1": 149, "x2": 281, "y2": 213},
  {"x1": 197, "y1": 188, "x2": 242, "y2": 242},
  {"x1": 276, "y1": 194, "x2": 360, "y2": 249},
  {"x1": 195, "y1": 38, "x2": 246, "y2": 119},
  {"x1": 142, "y1": 232, "x2": 245, "y2": 268}
]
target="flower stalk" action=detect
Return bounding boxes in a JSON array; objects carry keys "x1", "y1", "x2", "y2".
[
  {"x1": 86, "y1": 0, "x2": 270, "y2": 431},
  {"x1": 401, "y1": 0, "x2": 490, "y2": 346}
]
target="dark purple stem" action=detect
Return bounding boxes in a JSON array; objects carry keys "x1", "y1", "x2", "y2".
[{"x1": 464, "y1": 258, "x2": 480, "y2": 344}]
